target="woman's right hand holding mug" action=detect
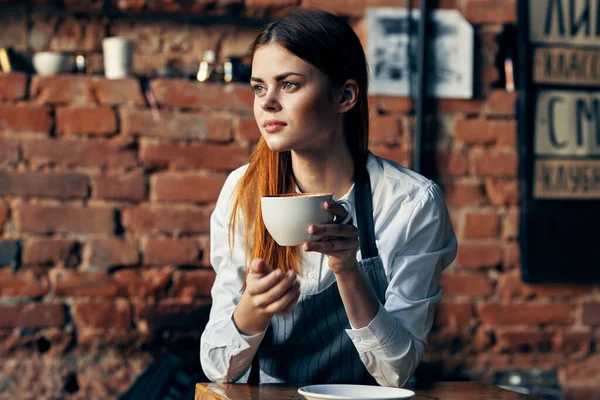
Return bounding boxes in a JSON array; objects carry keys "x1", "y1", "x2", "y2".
[{"x1": 233, "y1": 259, "x2": 300, "y2": 335}]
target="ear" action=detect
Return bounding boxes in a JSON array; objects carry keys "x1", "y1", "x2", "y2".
[{"x1": 337, "y1": 79, "x2": 359, "y2": 114}]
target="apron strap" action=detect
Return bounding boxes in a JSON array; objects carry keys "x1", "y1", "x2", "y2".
[{"x1": 354, "y1": 153, "x2": 378, "y2": 259}]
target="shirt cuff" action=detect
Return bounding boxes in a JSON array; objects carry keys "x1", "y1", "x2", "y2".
[
  {"x1": 220, "y1": 314, "x2": 268, "y2": 358},
  {"x1": 345, "y1": 304, "x2": 400, "y2": 353}
]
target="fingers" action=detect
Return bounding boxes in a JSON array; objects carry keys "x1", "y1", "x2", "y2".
[
  {"x1": 265, "y1": 281, "x2": 301, "y2": 315},
  {"x1": 308, "y1": 222, "x2": 359, "y2": 237},
  {"x1": 274, "y1": 288, "x2": 301, "y2": 316},
  {"x1": 303, "y1": 237, "x2": 359, "y2": 253},
  {"x1": 249, "y1": 258, "x2": 272, "y2": 275},
  {"x1": 250, "y1": 270, "x2": 298, "y2": 308},
  {"x1": 323, "y1": 201, "x2": 347, "y2": 218}
]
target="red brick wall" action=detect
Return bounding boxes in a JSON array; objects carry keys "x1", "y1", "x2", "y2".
[{"x1": 0, "y1": 1, "x2": 598, "y2": 399}]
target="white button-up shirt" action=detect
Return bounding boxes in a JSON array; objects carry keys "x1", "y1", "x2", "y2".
[{"x1": 200, "y1": 154, "x2": 457, "y2": 386}]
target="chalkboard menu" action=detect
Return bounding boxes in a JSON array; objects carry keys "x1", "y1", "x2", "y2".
[{"x1": 518, "y1": 0, "x2": 600, "y2": 283}]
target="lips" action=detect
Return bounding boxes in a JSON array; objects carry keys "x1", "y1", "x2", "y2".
[{"x1": 263, "y1": 120, "x2": 287, "y2": 133}]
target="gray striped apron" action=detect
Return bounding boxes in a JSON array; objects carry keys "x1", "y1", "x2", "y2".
[{"x1": 253, "y1": 155, "x2": 388, "y2": 385}]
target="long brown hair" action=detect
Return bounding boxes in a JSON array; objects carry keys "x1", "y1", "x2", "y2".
[{"x1": 229, "y1": 8, "x2": 370, "y2": 277}]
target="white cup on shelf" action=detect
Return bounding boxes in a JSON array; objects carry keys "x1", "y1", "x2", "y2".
[{"x1": 102, "y1": 37, "x2": 133, "y2": 79}]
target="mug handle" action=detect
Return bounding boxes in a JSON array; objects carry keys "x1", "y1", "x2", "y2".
[{"x1": 334, "y1": 199, "x2": 353, "y2": 225}]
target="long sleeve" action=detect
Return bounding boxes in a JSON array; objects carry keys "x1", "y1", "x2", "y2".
[
  {"x1": 345, "y1": 183, "x2": 457, "y2": 387},
  {"x1": 199, "y1": 166, "x2": 266, "y2": 383}
]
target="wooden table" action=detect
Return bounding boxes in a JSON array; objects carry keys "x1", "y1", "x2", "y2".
[{"x1": 195, "y1": 381, "x2": 543, "y2": 399}]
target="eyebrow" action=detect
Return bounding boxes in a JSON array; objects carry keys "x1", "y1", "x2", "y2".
[{"x1": 250, "y1": 72, "x2": 304, "y2": 83}]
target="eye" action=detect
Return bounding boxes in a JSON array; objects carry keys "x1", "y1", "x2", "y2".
[
  {"x1": 252, "y1": 85, "x2": 266, "y2": 95},
  {"x1": 282, "y1": 81, "x2": 299, "y2": 92}
]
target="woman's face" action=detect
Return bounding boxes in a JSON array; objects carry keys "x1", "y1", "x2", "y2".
[{"x1": 251, "y1": 43, "x2": 343, "y2": 154}]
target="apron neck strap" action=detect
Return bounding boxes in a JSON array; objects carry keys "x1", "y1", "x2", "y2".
[{"x1": 353, "y1": 153, "x2": 378, "y2": 259}]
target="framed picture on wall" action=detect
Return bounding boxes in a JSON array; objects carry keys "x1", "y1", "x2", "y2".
[{"x1": 366, "y1": 7, "x2": 474, "y2": 99}]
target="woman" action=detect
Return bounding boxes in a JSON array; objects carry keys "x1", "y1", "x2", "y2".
[{"x1": 200, "y1": 8, "x2": 457, "y2": 387}]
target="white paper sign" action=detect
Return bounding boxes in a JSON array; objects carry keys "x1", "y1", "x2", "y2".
[
  {"x1": 366, "y1": 8, "x2": 473, "y2": 98},
  {"x1": 535, "y1": 90, "x2": 600, "y2": 156},
  {"x1": 530, "y1": 0, "x2": 600, "y2": 46}
]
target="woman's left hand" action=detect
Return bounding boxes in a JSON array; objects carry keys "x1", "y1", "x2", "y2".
[{"x1": 303, "y1": 201, "x2": 360, "y2": 275}]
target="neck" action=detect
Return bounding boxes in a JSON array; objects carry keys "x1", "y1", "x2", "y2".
[{"x1": 291, "y1": 145, "x2": 355, "y2": 200}]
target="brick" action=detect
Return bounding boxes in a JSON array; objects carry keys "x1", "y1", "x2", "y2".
[
  {"x1": 463, "y1": 212, "x2": 500, "y2": 238},
  {"x1": 72, "y1": 300, "x2": 132, "y2": 330},
  {"x1": 140, "y1": 141, "x2": 249, "y2": 171},
  {"x1": 56, "y1": 107, "x2": 117, "y2": 135},
  {"x1": 110, "y1": 20, "x2": 161, "y2": 52},
  {"x1": 0, "y1": 72, "x2": 27, "y2": 101},
  {"x1": 15, "y1": 204, "x2": 115, "y2": 234},
  {"x1": 0, "y1": 7, "x2": 27, "y2": 50},
  {"x1": 553, "y1": 329, "x2": 592, "y2": 355},
  {"x1": 93, "y1": 78, "x2": 146, "y2": 106},
  {"x1": 503, "y1": 241, "x2": 521, "y2": 270},
  {"x1": 234, "y1": 116, "x2": 261, "y2": 142},
  {"x1": 484, "y1": 90, "x2": 517, "y2": 116},
  {"x1": 151, "y1": 172, "x2": 227, "y2": 203},
  {"x1": 0, "y1": 303, "x2": 65, "y2": 328},
  {"x1": 0, "y1": 326, "x2": 74, "y2": 358},
  {"x1": 370, "y1": 115, "x2": 402, "y2": 145},
  {"x1": 438, "y1": 152, "x2": 468, "y2": 177},
  {"x1": 93, "y1": 173, "x2": 146, "y2": 201},
  {"x1": 220, "y1": 26, "x2": 262, "y2": 58},
  {"x1": 0, "y1": 202, "x2": 7, "y2": 229},
  {"x1": 86, "y1": 238, "x2": 139, "y2": 268},
  {"x1": 376, "y1": 97, "x2": 414, "y2": 113},
  {"x1": 440, "y1": 273, "x2": 494, "y2": 296},
  {"x1": 463, "y1": 0, "x2": 517, "y2": 24},
  {"x1": 0, "y1": 241, "x2": 19, "y2": 266},
  {"x1": 143, "y1": 238, "x2": 200, "y2": 266},
  {"x1": 22, "y1": 138, "x2": 137, "y2": 168},
  {"x1": 80, "y1": 16, "x2": 105, "y2": 50},
  {"x1": 443, "y1": 180, "x2": 485, "y2": 206},
  {"x1": 563, "y1": 385, "x2": 600, "y2": 400},
  {"x1": 0, "y1": 105, "x2": 52, "y2": 134},
  {"x1": 560, "y1": 354, "x2": 600, "y2": 382},
  {"x1": 473, "y1": 328, "x2": 493, "y2": 351},
  {"x1": 472, "y1": 150, "x2": 518, "y2": 177},
  {"x1": 246, "y1": 0, "x2": 298, "y2": 7},
  {"x1": 30, "y1": 75, "x2": 95, "y2": 105},
  {"x1": 0, "y1": 171, "x2": 89, "y2": 199},
  {"x1": 120, "y1": 108, "x2": 233, "y2": 142},
  {"x1": 134, "y1": 300, "x2": 211, "y2": 332},
  {"x1": 0, "y1": 138, "x2": 19, "y2": 166},
  {"x1": 370, "y1": 145, "x2": 411, "y2": 167},
  {"x1": 478, "y1": 302, "x2": 573, "y2": 325},
  {"x1": 434, "y1": 302, "x2": 473, "y2": 328},
  {"x1": 49, "y1": 15, "x2": 84, "y2": 51},
  {"x1": 502, "y1": 207, "x2": 519, "y2": 240},
  {"x1": 113, "y1": 267, "x2": 173, "y2": 298},
  {"x1": 123, "y1": 206, "x2": 211, "y2": 234},
  {"x1": 454, "y1": 119, "x2": 517, "y2": 145},
  {"x1": 436, "y1": 99, "x2": 484, "y2": 115},
  {"x1": 494, "y1": 328, "x2": 554, "y2": 352},
  {"x1": 302, "y1": 0, "x2": 411, "y2": 16},
  {"x1": 499, "y1": 270, "x2": 589, "y2": 300},
  {"x1": 0, "y1": 269, "x2": 49, "y2": 298},
  {"x1": 456, "y1": 243, "x2": 502, "y2": 269},
  {"x1": 171, "y1": 269, "x2": 216, "y2": 299},
  {"x1": 51, "y1": 270, "x2": 121, "y2": 297},
  {"x1": 485, "y1": 178, "x2": 519, "y2": 205},
  {"x1": 22, "y1": 238, "x2": 80, "y2": 267},
  {"x1": 151, "y1": 79, "x2": 253, "y2": 111},
  {"x1": 582, "y1": 302, "x2": 600, "y2": 326}
]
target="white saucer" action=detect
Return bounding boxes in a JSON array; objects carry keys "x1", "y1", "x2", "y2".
[{"x1": 298, "y1": 384, "x2": 415, "y2": 400}]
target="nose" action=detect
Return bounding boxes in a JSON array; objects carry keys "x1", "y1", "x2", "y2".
[{"x1": 260, "y1": 90, "x2": 282, "y2": 112}]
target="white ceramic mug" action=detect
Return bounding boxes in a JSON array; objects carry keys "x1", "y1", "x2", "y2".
[
  {"x1": 102, "y1": 37, "x2": 133, "y2": 79},
  {"x1": 261, "y1": 193, "x2": 353, "y2": 247}
]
